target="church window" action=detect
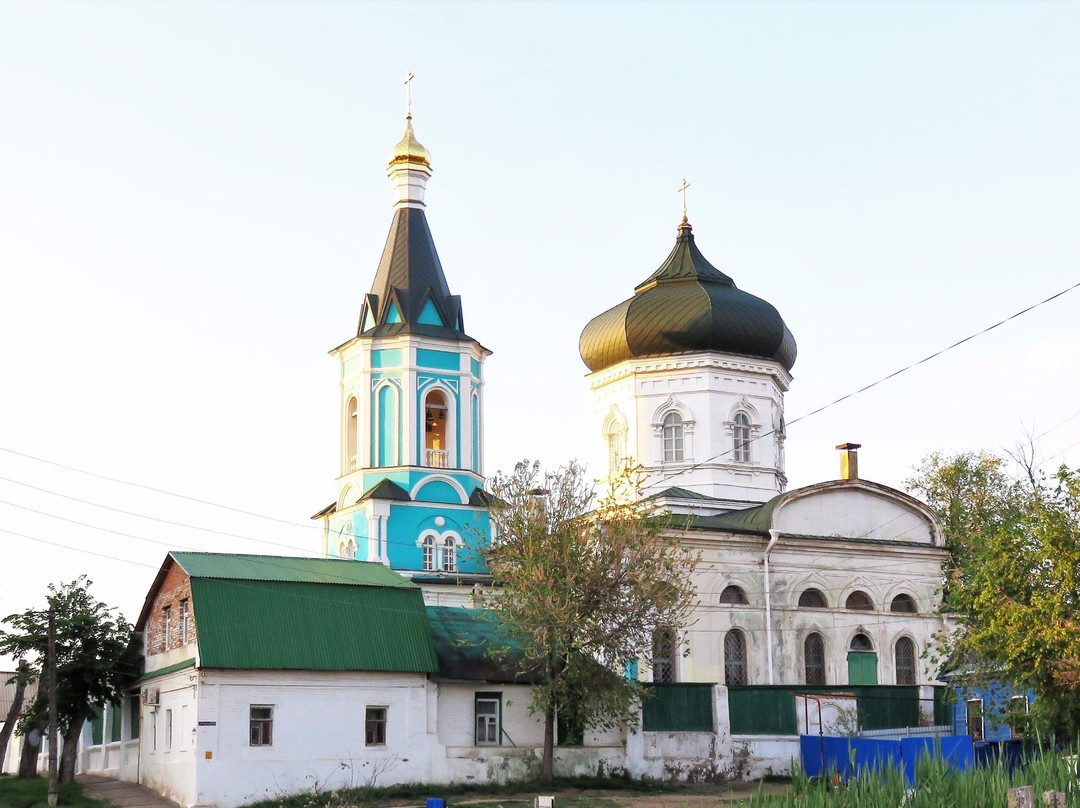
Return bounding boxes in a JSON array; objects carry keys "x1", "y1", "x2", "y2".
[
  {"x1": 475, "y1": 692, "x2": 501, "y2": 745},
  {"x1": 724, "y1": 629, "x2": 748, "y2": 686},
  {"x1": 422, "y1": 535, "x2": 436, "y2": 571},
  {"x1": 179, "y1": 599, "x2": 189, "y2": 645},
  {"x1": 376, "y1": 384, "x2": 399, "y2": 467},
  {"x1": 346, "y1": 396, "x2": 359, "y2": 471},
  {"x1": 845, "y1": 591, "x2": 874, "y2": 611},
  {"x1": 733, "y1": 413, "x2": 751, "y2": 463},
  {"x1": 850, "y1": 633, "x2": 873, "y2": 652},
  {"x1": 651, "y1": 628, "x2": 676, "y2": 683},
  {"x1": 798, "y1": 588, "x2": 828, "y2": 608},
  {"x1": 805, "y1": 632, "x2": 826, "y2": 685},
  {"x1": 365, "y1": 706, "x2": 387, "y2": 746},
  {"x1": 442, "y1": 536, "x2": 457, "y2": 572},
  {"x1": 161, "y1": 605, "x2": 171, "y2": 651},
  {"x1": 424, "y1": 390, "x2": 449, "y2": 468},
  {"x1": 662, "y1": 412, "x2": 684, "y2": 462},
  {"x1": 719, "y1": 585, "x2": 749, "y2": 605},
  {"x1": 607, "y1": 428, "x2": 624, "y2": 474},
  {"x1": 249, "y1": 705, "x2": 273, "y2": 746},
  {"x1": 895, "y1": 637, "x2": 917, "y2": 685},
  {"x1": 890, "y1": 593, "x2": 917, "y2": 613}
]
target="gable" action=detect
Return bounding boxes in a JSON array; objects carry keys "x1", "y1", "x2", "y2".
[{"x1": 774, "y1": 487, "x2": 936, "y2": 544}]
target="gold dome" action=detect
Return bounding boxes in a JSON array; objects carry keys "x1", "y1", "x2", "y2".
[{"x1": 388, "y1": 116, "x2": 431, "y2": 168}]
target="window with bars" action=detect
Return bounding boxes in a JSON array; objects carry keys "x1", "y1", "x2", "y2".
[
  {"x1": 365, "y1": 706, "x2": 387, "y2": 746},
  {"x1": 845, "y1": 591, "x2": 874, "y2": 611},
  {"x1": 798, "y1": 588, "x2": 828, "y2": 608},
  {"x1": 805, "y1": 632, "x2": 826, "y2": 685},
  {"x1": 724, "y1": 629, "x2": 748, "y2": 686},
  {"x1": 719, "y1": 585, "x2": 749, "y2": 605},
  {"x1": 890, "y1": 594, "x2": 917, "y2": 613},
  {"x1": 652, "y1": 629, "x2": 676, "y2": 683},
  {"x1": 894, "y1": 637, "x2": 917, "y2": 685},
  {"x1": 662, "y1": 412, "x2": 684, "y2": 462}
]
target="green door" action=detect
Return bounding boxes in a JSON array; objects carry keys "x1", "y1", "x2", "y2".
[{"x1": 848, "y1": 651, "x2": 878, "y2": 685}]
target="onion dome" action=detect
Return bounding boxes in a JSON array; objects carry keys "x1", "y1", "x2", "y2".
[
  {"x1": 387, "y1": 116, "x2": 431, "y2": 168},
  {"x1": 579, "y1": 219, "x2": 796, "y2": 373}
]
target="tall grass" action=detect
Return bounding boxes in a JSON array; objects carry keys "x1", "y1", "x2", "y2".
[{"x1": 743, "y1": 747, "x2": 1080, "y2": 808}]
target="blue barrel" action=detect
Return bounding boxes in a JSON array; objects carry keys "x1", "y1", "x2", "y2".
[{"x1": 426, "y1": 800, "x2": 446, "y2": 808}]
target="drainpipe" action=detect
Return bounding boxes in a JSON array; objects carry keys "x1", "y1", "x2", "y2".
[{"x1": 764, "y1": 529, "x2": 781, "y2": 685}]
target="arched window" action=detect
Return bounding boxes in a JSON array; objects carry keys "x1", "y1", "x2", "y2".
[
  {"x1": 845, "y1": 591, "x2": 874, "y2": 611},
  {"x1": 895, "y1": 637, "x2": 917, "y2": 685},
  {"x1": 376, "y1": 383, "x2": 399, "y2": 467},
  {"x1": 804, "y1": 633, "x2": 826, "y2": 685},
  {"x1": 719, "y1": 585, "x2": 749, "y2": 605},
  {"x1": 662, "y1": 412, "x2": 684, "y2": 463},
  {"x1": 890, "y1": 594, "x2": 917, "y2": 614},
  {"x1": 442, "y1": 536, "x2": 457, "y2": 573},
  {"x1": 850, "y1": 633, "x2": 874, "y2": 652},
  {"x1": 651, "y1": 629, "x2": 676, "y2": 683},
  {"x1": 724, "y1": 629, "x2": 748, "y2": 686},
  {"x1": 346, "y1": 396, "x2": 359, "y2": 471},
  {"x1": 798, "y1": 588, "x2": 828, "y2": 608},
  {"x1": 607, "y1": 428, "x2": 624, "y2": 474},
  {"x1": 422, "y1": 535, "x2": 436, "y2": 571},
  {"x1": 424, "y1": 390, "x2": 449, "y2": 468},
  {"x1": 733, "y1": 413, "x2": 751, "y2": 463}
]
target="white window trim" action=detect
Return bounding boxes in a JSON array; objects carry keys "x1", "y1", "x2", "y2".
[{"x1": 417, "y1": 529, "x2": 462, "y2": 572}]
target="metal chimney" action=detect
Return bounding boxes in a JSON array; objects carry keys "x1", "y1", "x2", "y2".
[{"x1": 835, "y1": 442, "x2": 861, "y2": 480}]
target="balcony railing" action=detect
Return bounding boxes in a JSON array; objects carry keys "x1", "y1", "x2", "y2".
[{"x1": 425, "y1": 449, "x2": 449, "y2": 468}]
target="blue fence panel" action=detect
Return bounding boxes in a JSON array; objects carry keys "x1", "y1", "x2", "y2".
[{"x1": 900, "y1": 735, "x2": 975, "y2": 786}]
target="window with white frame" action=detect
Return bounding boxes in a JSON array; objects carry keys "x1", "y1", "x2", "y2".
[
  {"x1": 422, "y1": 535, "x2": 436, "y2": 571},
  {"x1": 1009, "y1": 695, "x2": 1030, "y2": 739},
  {"x1": 249, "y1": 705, "x2": 273, "y2": 746},
  {"x1": 161, "y1": 605, "x2": 171, "y2": 651},
  {"x1": 662, "y1": 412, "x2": 684, "y2": 462},
  {"x1": 165, "y1": 708, "x2": 173, "y2": 751},
  {"x1": 966, "y1": 699, "x2": 984, "y2": 741},
  {"x1": 179, "y1": 599, "x2": 189, "y2": 645},
  {"x1": 346, "y1": 396, "x2": 359, "y2": 470},
  {"x1": 150, "y1": 711, "x2": 157, "y2": 752},
  {"x1": 365, "y1": 706, "x2": 387, "y2": 746},
  {"x1": 442, "y1": 536, "x2": 457, "y2": 572},
  {"x1": 732, "y1": 413, "x2": 751, "y2": 463},
  {"x1": 607, "y1": 428, "x2": 624, "y2": 473},
  {"x1": 475, "y1": 692, "x2": 501, "y2": 745}
]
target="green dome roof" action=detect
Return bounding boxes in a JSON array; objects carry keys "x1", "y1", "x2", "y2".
[{"x1": 579, "y1": 220, "x2": 796, "y2": 373}]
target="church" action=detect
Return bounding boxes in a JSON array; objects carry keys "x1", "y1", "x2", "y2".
[{"x1": 75, "y1": 105, "x2": 950, "y2": 805}]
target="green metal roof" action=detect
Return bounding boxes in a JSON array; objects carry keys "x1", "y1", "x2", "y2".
[
  {"x1": 171, "y1": 552, "x2": 415, "y2": 588},
  {"x1": 138, "y1": 658, "x2": 195, "y2": 683},
  {"x1": 686, "y1": 495, "x2": 782, "y2": 536},
  {"x1": 192, "y1": 578, "x2": 438, "y2": 672},
  {"x1": 425, "y1": 606, "x2": 541, "y2": 684}
]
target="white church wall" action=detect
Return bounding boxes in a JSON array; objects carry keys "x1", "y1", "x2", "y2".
[{"x1": 775, "y1": 488, "x2": 935, "y2": 544}]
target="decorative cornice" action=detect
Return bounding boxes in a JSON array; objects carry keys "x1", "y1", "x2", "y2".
[{"x1": 586, "y1": 352, "x2": 792, "y2": 391}]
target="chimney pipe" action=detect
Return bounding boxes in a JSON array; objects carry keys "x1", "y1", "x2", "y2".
[{"x1": 835, "y1": 442, "x2": 861, "y2": 480}]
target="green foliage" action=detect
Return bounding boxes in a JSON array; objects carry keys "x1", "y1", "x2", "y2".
[
  {"x1": 908, "y1": 452, "x2": 1080, "y2": 738},
  {"x1": 0, "y1": 776, "x2": 108, "y2": 808},
  {"x1": 479, "y1": 460, "x2": 699, "y2": 777}
]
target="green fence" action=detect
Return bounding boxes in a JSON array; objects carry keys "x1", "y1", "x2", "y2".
[
  {"x1": 729, "y1": 685, "x2": 941, "y2": 735},
  {"x1": 642, "y1": 683, "x2": 715, "y2": 731}
]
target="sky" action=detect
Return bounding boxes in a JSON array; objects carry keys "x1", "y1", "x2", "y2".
[{"x1": 1, "y1": 1, "x2": 1079, "y2": 642}]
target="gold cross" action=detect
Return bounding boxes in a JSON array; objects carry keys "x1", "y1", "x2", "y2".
[
  {"x1": 677, "y1": 179, "x2": 691, "y2": 220},
  {"x1": 404, "y1": 70, "x2": 415, "y2": 118}
]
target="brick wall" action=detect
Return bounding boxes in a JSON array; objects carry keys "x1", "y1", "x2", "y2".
[{"x1": 146, "y1": 562, "x2": 196, "y2": 655}]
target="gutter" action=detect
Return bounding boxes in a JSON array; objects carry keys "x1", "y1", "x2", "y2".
[{"x1": 764, "y1": 529, "x2": 780, "y2": 685}]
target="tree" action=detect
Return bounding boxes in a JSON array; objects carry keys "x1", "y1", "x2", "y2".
[
  {"x1": 0, "y1": 659, "x2": 31, "y2": 774},
  {"x1": 481, "y1": 460, "x2": 698, "y2": 779},
  {"x1": 908, "y1": 452, "x2": 1080, "y2": 737},
  {"x1": 0, "y1": 577, "x2": 139, "y2": 782}
]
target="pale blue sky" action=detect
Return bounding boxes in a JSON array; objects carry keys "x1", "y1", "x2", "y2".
[{"x1": 1, "y1": 1, "x2": 1079, "y2": 628}]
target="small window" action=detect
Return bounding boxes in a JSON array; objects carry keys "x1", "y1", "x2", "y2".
[
  {"x1": 347, "y1": 396, "x2": 359, "y2": 471},
  {"x1": 662, "y1": 412, "x2": 684, "y2": 463},
  {"x1": 799, "y1": 588, "x2": 828, "y2": 608},
  {"x1": 165, "y1": 708, "x2": 173, "y2": 751},
  {"x1": 966, "y1": 699, "x2": 984, "y2": 741},
  {"x1": 150, "y1": 711, "x2": 157, "y2": 752},
  {"x1": 475, "y1": 693, "x2": 501, "y2": 745},
  {"x1": 442, "y1": 537, "x2": 457, "y2": 572},
  {"x1": 161, "y1": 605, "x2": 171, "y2": 651},
  {"x1": 607, "y1": 429, "x2": 624, "y2": 473},
  {"x1": 422, "y1": 535, "x2": 435, "y2": 571},
  {"x1": 890, "y1": 594, "x2": 917, "y2": 614},
  {"x1": 733, "y1": 413, "x2": 751, "y2": 463},
  {"x1": 845, "y1": 591, "x2": 874, "y2": 611},
  {"x1": 652, "y1": 628, "x2": 676, "y2": 683},
  {"x1": 249, "y1": 705, "x2": 273, "y2": 746},
  {"x1": 724, "y1": 629, "x2": 748, "y2": 686},
  {"x1": 850, "y1": 633, "x2": 873, "y2": 652},
  {"x1": 365, "y1": 706, "x2": 387, "y2": 746},
  {"x1": 805, "y1": 632, "x2": 826, "y2": 685},
  {"x1": 719, "y1": 585, "x2": 749, "y2": 605},
  {"x1": 424, "y1": 391, "x2": 449, "y2": 468},
  {"x1": 179, "y1": 599, "x2": 189, "y2": 645},
  {"x1": 895, "y1": 637, "x2": 917, "y2": 685},
  {"x1": 1009, "y1": 695, "x2": 1030, "y2": 739}
]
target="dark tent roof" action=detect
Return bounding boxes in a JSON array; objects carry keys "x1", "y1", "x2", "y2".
[{"x1": 425, "y1": 606, "x2": 542, "y2": 684}]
